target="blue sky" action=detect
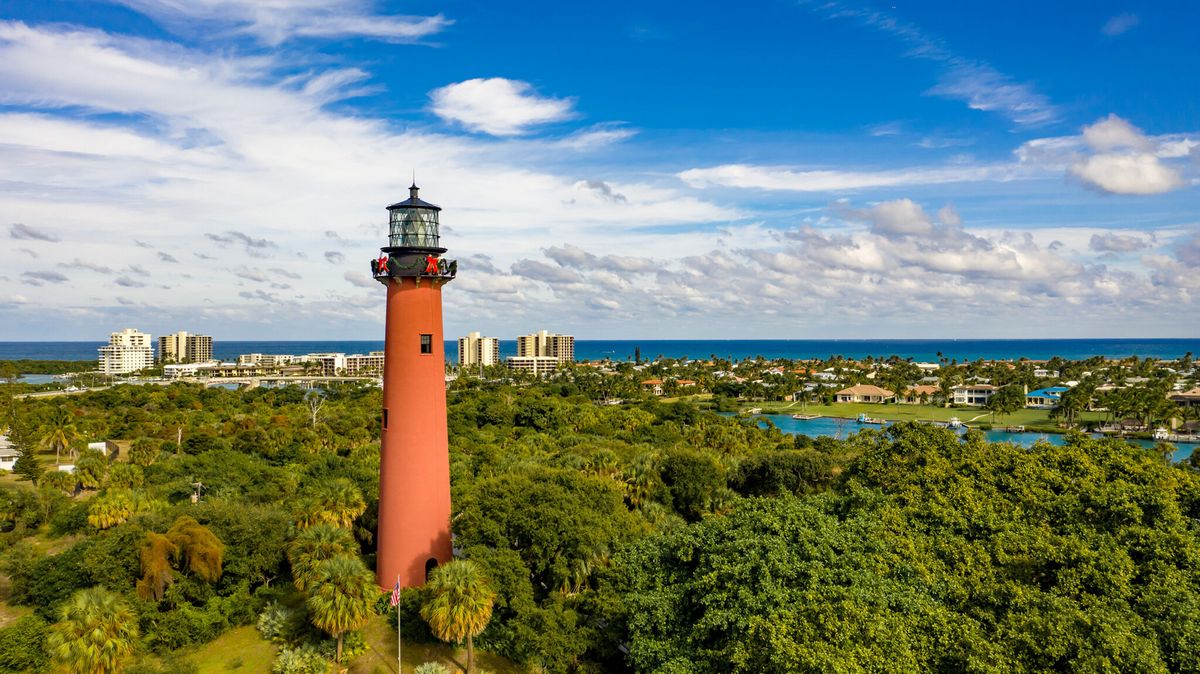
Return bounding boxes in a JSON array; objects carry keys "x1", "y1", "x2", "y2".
[{"x1": 0, "y1": 0, "x2": 1197, "y2": 340}]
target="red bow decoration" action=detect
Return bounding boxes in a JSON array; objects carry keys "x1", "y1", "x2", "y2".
[
  {"x1": 424, "y1": 255, "x2": 439, "y2": 274},
  {"x1": 375, "y1": 256, "x2": 389, "y2": 274}
]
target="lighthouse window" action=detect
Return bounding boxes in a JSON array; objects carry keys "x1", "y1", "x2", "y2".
[{"x1": 420, "y1": 334, "x2": 433, "y2": 354}]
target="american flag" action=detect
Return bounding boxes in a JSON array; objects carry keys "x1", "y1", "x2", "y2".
[{"x1": 389, "y1": 579, "x2": 401, "y2": 607}]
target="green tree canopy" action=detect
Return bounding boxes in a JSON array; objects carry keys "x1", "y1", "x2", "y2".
[{"x1": 46, "y1": 587, "x2": 138, "y2": 674}]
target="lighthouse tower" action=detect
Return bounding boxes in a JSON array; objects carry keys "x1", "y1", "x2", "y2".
[{"x1": 371, "y1": 183, "x2": 457, "y2": 589}]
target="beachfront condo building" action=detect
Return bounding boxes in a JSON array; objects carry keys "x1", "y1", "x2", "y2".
[
  {"x1": 516, "y1": 330, "x2": 575, "y2": 364},
  {"x1": 158, "y1": 331, "x2": 214, "y2": 363},
  {"x1": 458, "y1": 332, "x2": 500, "y2": 368},
  {"x1": 506, "y1": 355, "x2": 561, "y2": 376},
  {"x1": 98, "y1": 328, "x2": 154, "y2": 374}
]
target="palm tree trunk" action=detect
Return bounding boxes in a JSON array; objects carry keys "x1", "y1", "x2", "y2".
[
  {"x1": 336, "y1": 633, "x2": 343, "y2": 663},
  {"x1": 467, "y1": 634, "x2": 475, "y2": 674}
]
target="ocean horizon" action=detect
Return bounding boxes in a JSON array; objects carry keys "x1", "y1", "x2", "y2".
[{"x1": 2, "y1": 338, "x2": 1198, "y2": 365}]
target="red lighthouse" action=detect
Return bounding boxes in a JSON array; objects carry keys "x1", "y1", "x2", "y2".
[{"x1": 371, "y1": 183, "x2": 457, "y2": 589}]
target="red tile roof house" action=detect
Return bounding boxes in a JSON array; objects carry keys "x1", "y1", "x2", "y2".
[{"x1": 835, "y1": 384, "x2": 896, "y2": 404}]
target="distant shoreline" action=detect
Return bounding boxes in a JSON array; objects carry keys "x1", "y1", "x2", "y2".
[{"x1": 3, "y1": 337, "x2": 1199, "y2": 363}]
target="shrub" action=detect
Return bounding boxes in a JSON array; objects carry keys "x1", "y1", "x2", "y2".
[
  {"x1": 271, "y1": 646, "x2": 327, "y2": 674},
  {"x1": 0, "y1": 614, "x2": 50, "y2": 671},
  {"x1": 414, "y1": 664, "x2": 451, "y2": 674}
]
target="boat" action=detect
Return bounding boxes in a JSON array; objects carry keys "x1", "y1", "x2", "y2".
[
  {"x1": 792, "y1": 413, "x2": 821, "y2": 420},
  {"x1": 857, "y1": 413, "x2": 885, "y2": 425}
]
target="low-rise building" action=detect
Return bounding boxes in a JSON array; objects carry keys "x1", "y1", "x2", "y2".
[
  {"x1": 1170, "y1": 387, "x2": 1200, "y2": 408},
  {"x1": 163, "y1": 362, "x2": 218, "y2": 379},
  {"x1": 506, "y1": 355, "x2": 559, "y2": 376},
  {"x1": 641, "y1": 379, "x2": 664, "y2": 396},
  {"x1": 952, "y1": 384, "x2": 998, "y2": 406},
  {"x1": 1026, "y1": 386, "x2": 1070, "y2": 408},
  {"x1": 835, "y1": 384, "x2": 895, "y2": 404}
]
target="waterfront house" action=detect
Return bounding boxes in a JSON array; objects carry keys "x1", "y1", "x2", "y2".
[
  {"x1": 835, "y1": 384, "x2": 895, "y2": 404},
  {"x1": 0, "y1": 431, "x2": 16, "y2": 471},
  {"x1": 641, "y1": 379, "x2": 664, "y2": 396},
  {"x1": 898, "y1": 385, "x2": 940, "y2": 405},
  {"x1": 1170, "y1": 387, "x2": 1200, "y2": 408},
  {"x1": 1026, "y1": 386, "x2": 1070, "y2": 409},
  {"x1": 952, "y1": 384, "x2": 998, "y2": 406}
]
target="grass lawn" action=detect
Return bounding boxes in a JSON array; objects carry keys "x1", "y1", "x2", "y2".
[
  {"x1": 351, "y1": 615, "x2": 521, "y2": 674},
  {"x1": 178, "y1": 625, "x2": 278, "y2": 674},
  {"x1": 748, "y1": 400, "x2": 1105, "y2": 429}
]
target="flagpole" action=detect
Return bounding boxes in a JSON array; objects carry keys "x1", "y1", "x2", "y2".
[{"x1": 403, "y1": 570, "x2": 408, "y2": 671}]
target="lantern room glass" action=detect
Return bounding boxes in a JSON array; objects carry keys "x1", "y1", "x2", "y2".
[{"x1": 388, "y1": 208, "x2": 440, "y2": 248}]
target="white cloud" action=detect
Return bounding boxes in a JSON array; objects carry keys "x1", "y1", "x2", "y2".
[
  {"x1": 429, "y1": 78, "x2": 575, "y2": 136},
  {"x1": 1101, "y1": 13, "x2": 1140, "y2": 37},
  {"x1": 1017, "y1": 114, "x2": 1195, "y2": 196},
  {"x1": 1070, "y1": 153, "x2": 1185, "y2": 195},
  {"x1": 112, "y1": 0, "x2": 451, "y2": 45},
  {"x1": 1081, "y1": 114, "x2": 1156, "y2": 152},
  {"x1": 677, "y1": 162, "x2": 1008, "y2": 192},
  {"x1": 0, "y1": 21, "x2": 728, "y2": 338}
]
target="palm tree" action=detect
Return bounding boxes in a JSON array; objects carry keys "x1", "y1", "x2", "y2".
[
  {"x1": 87, "y1": 490, "x2": 134, "y2": 529},
  {"x1": 420, "y1": 560, "x2": 496, "y2": 674},
  {"x1": 288, "y1": 523, "x2": 357, "y2": 591},
  {"x1": 47, "y1": 587, "x2": 138, "y2": 674},
  {"x1": 40, "y1": 406, "x2": 80, "y2": 465},
  {"x1": 297, "y1": 478, "x2": 366, "y2": 530},
  {"x1": 306, "y1": 555, "x2": 377, "y2": 663}
]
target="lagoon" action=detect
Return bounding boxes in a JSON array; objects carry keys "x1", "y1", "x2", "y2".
[{"x1": 756, "y1": 413, "x2": 1197, "y2": 463}]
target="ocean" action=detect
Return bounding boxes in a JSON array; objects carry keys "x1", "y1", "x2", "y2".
[{"x1": 1, "y1": 338, "x2": 1198, "y2": 364}]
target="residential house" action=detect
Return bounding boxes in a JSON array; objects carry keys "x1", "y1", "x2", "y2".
[
  {"x1": 835, "y1": 384, "x2": 895, "y2": 404},
  {"x1": 1170, "y1": 387, "x2": 1200, "y2": 408},
  {"x1": 1026, "y1": 386, "x2": 1069, "y2": 409},
  {"x1": 952, "y1": 384, "x2": 998, "y2": 406},
  {"x1": 641, "y1": 379, "x2": 664, "y2": 396},
  {"x1": 898, "y1": 385, "x2": 940, "y2": 405}
]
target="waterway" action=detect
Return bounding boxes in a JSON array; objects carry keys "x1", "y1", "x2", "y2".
[{"x1": 756, "y1": 413, "x2": 1197, "y2": 463}]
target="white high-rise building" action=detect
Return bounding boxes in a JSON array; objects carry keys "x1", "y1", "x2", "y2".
[
  {"x1": 516, "y1": 330, "x2": 574, "y2": 364},
  {"x1": 458, "y1": 332, "x2": 500, "y2": 368},
  {"x1": 98, "y1": 328, "x2": 154, "y2": 374},
  {"x1": 158, "y1": 331, "x2": 213, "y2": 363}
]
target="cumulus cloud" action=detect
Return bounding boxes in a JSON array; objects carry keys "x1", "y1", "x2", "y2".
[
  {"x1": 511, "y1": 259, "x2": 583, "y2": 284},
  {"x1": 10, "y1": 222, "x2": 58, "y2": 241},
  {"x1": 1071, "y1": 153, "x2": 1185, "y2": 195},
  {"x1": 1019, "y1": 114, "x2": 1194, "y2": 196},
  {"x1": 1177, "y1": 233, "x2": 1200, "y2": 267},
  {"x1": 429, "y1": 78, "x2": 575, "y2": 136},
  {"x1": 113, "y1": 0, "x2": 451, "y2": 45},
  {"x1": 1101, "y1": 13, "x2": 1139, "y2": 36},
  {"x1": 324, "y1": 251, "x2": 346, "y2": 264},
  {"x1": 1089, "y1": 232, "x2": 1151, "y2": 253},
  {"x1": 115, "y1": 276, "x2": 146, "y2": 288},
  {"x1": 157, "y1": 252, "x2": 180, "y2": 263}
]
